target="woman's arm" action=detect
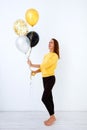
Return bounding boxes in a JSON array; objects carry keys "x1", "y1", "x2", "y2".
[{"x1": 27, "y1": 59, "x2": 40, "y2": 68}]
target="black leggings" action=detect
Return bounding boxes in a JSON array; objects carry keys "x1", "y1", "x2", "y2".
[{"x1": 42, "y1": 76, "x2": 55, "y2": 116}]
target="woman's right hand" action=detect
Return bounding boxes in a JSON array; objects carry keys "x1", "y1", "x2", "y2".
[
  {"x1": 27, "y1": 59, "x2": 32, "y2": 67},
  {"x1": 27, "y1": 59, "x2": 40, "y2": 68}
]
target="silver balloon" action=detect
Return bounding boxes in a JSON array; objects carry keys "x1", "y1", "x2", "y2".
[{"x1": 15, "y1": 36, "x2": 30, "y2": 54}]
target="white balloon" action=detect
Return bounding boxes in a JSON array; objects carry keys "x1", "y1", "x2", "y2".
[{"x1": 15, "y1": 36, "x2": 30, "y2": 54}]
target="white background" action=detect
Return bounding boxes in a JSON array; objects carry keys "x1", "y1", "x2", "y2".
[{"x1": 0, "y1": 0, "x2": 87, "y2": 111}]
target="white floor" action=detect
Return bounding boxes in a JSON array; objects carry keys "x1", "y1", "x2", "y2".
[{"x1": 0, "y1": 111, "x2": 87, "y2": 130}]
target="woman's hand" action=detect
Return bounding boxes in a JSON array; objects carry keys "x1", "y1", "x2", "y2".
[
  {"x1": 31, "y1": 69, "x2": 41, "y2": 76},
  {"x1": 27, "y1": 59, "x2": 40, "y2": 68},
  {"x1": 27, "y1": 59, "x2": 32, "y2": 67},
  {"x1": 31, "y1": 70, "x2": 36, "y2": 76}
]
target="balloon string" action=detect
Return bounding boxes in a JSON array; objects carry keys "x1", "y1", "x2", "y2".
[
  {"x1": 26, "y1": 47, "x2": 32, "y2": 58},
  {"x1": 26, "y1": 48, "x2": 32, "y2": 85}
]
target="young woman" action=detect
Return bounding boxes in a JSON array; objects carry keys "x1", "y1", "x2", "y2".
[{"x1": 27, "y1": 38, "x2": 60, "y2": 126}]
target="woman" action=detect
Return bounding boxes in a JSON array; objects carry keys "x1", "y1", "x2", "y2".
[{"x1": 27, "y1": 38, "x2": 60, "y2": 126}]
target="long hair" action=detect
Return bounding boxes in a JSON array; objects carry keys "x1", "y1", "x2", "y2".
[{"x1": 52, "y1": 38, "x2": 60, "y2": 59}]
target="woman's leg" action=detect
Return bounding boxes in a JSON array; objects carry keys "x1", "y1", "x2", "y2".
[
  {"x1": 42, "y1": 90, "x2": 54, "y2": 115},
  {"x1": 42, "y1": 76, "x2": 56, "y2": 125}
]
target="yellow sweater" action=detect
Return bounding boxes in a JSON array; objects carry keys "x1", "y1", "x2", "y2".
[{"x1": 40, "y1": 52, "x2": 58, "y2": 77}]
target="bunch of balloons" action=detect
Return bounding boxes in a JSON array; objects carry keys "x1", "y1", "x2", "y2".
[{"x1": 13, "y1": 8, "x2": 39, "y2": 57}]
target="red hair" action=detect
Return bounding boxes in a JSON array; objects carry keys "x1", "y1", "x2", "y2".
[{"x1": 52, "y1": 38, "x2": 60, "y2": 59}]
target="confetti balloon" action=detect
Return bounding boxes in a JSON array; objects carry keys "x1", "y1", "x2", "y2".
[{"x1": 13, "y1": 19, "x2": 28, "y2": 36}]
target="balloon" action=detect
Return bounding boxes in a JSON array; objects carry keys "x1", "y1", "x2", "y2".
[
  {"x1": 13, "y1": 19, "x2": 28, "y2": 36},
  {"x1": 25, "y1": 8, "x2": 39, "y2": 26},
  {"x1": 15, "y1": 36, "x2": 30, "y2": 54},
  {"x1": 26, "y1": 31, "x2": 39, "y2": 47}
]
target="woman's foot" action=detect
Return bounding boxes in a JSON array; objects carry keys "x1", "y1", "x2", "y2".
[{"x1": 44, "y1": 115, "x2": 56, "y2": 126}]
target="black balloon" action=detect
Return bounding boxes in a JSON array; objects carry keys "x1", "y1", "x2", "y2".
[{"x1": 26, "y1": 31, "x2": 39, "y2": 47}]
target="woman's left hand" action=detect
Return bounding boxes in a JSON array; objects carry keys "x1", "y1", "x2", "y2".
[{"x1": 31, "y1": 70, "x2": 36, "y2": 76}]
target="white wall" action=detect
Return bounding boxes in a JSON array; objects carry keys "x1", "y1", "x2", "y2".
[{"x1": 0, "y1": 0, "x2": 87, "y2": 111}]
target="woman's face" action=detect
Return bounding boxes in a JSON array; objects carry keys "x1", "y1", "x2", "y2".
[{"x1": 48, "y1": 39, "x2": 54, "y2": 52}]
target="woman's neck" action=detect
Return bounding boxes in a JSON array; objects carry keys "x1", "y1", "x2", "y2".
[{"x1": 49, "y1": 49, "x2": 54, "y2": 52}]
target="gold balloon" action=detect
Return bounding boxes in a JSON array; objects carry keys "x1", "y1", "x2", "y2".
[
  {"x1": 13, "y1": 19, "x2": 28, "y2": 36},
  {"x1": 25, "y1": 8, "x2": 39, "y2": 27}
]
